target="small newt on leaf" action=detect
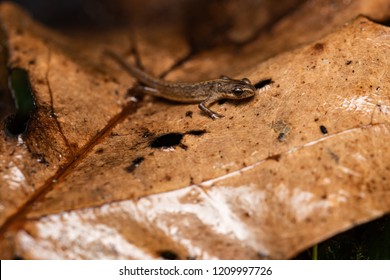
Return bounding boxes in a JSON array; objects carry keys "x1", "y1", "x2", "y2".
[{"x1": 106, "y1": 51, "x2": 257, "y2": 119}]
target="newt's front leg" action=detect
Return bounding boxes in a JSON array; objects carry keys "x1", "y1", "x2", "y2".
[{"x1": 199, "y1": 94, "x2": 224, "y2": 120}]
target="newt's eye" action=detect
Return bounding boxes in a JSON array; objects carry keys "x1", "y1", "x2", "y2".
[{"x1": 233, "y1": 87, "x2": 244, "y2": 95}]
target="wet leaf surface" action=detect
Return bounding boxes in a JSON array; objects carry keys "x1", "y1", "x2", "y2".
[{"x1": 1, "y1": 0, "x2": 390, "y2": 259}]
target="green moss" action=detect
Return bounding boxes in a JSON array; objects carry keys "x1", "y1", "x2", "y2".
[{"x1": 6, "y1": 68, "x2": 36, "y2": 135}]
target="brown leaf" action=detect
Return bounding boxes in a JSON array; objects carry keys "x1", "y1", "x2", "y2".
[{"x1": 1, "y1": 0, "x2": 390, "y2": 259}]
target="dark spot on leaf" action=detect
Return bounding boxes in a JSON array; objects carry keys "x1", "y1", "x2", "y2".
[
  {"x1": 328, "y1": 150, "x2": 339, "y2": 163},
  {"x1": 255, "y1": 78, "x2": 273, "y2": 89},
  {"x1": 150, "y1": 133, "x2": 184, "y2": 148},
  {"x1": 345, "y1": 60, "x2": 352, "y2": 65},
  {"x1": 5, "y1": 68, "x2": 36, "y2": 136},
  {"x1": 277, "y1": 132, "x2": 286, "y2": 142},
  {"x1": 268, "y1": 154, "x2": 281, "y2": 161},
  {"x1": 133, "y1": 157, "x2": 145, "y2": 165},
  {"x1": 185, "y1": 111, "x2": 193, "y2": 118},
  {"x1": 312, "y1": 43, "x2": 325, "y2": 53},
  {"x1": 272, "y1": 120, "x2": 290, "y2": 141},
  {"x1": 159, "y1": 250, "x2": 179, "y2": 260},
  {"x1": 320, "y1": 125, "x2": 328, "y2": 134},
  {"x1": 142, "y1": 130, "x2": 154, "y2": 138},
  {"x1": 95, "y1": 148, "x2": 104, "y2": 154},
  {"x1": 34, "y1": 153, "x2": 49, "y2": 166},
  {"x1": 186, "y1": 129, "x2": 206, "y2": 136},
  {"x1": 124, "y1": 157, "x2": 145, "y2": 173},
  {"x1": 70, "y1": 142, "x2": 78, "y2": 149}
]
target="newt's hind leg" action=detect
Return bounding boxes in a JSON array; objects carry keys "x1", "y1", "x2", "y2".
[{"x1": 133, "y1": 84, "x2": 160, "y2": 95}]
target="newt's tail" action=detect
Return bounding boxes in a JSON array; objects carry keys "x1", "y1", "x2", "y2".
[{"x1": 104, "y1": 50, "x2": 160, "y2": 87}]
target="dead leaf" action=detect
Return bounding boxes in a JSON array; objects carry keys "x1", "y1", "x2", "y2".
[{"x1": 1, "y1": 0, "x2": 390, "y2": 259}]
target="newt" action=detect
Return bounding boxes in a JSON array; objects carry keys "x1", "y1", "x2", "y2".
[{"x1": 106, "y1": 51, "x2": 257, "y2": 119}]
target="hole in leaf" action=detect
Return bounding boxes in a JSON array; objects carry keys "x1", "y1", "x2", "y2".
[
  {"x1": 159, "y1": 250, "x2": 179, "y2": 260},
  {"x1": 149, "y1": 130, "x2": 206, "y2": 149},
  {"x1": 5, "y1": 68, "x2": 36, "y2": 136},
  {"x1": 150, "y1": 133, "x2": 184, "y2": 148},
  {"x1": 320, "y1": 125, "x2": 328, "y2": 134},
  {"x1": 255, "y1": 78, "x2": 273, "y2": 89}
]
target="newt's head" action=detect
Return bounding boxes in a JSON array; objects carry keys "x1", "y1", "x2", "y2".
[{"x1": 220, "y1": 77, "x2": 257, "y2": 100}]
